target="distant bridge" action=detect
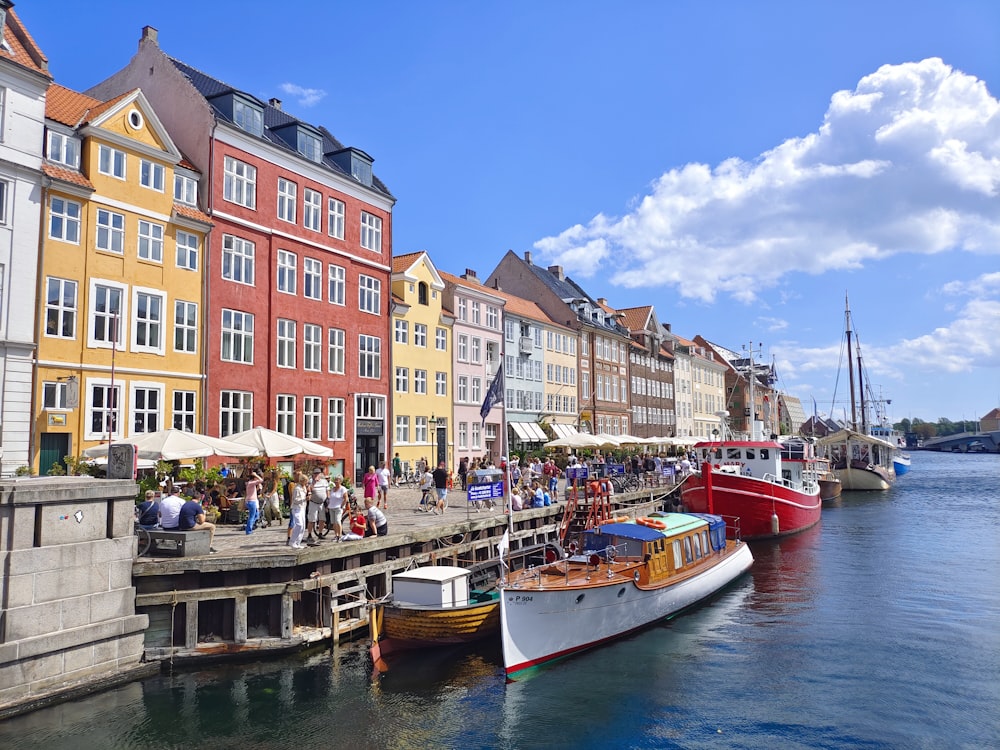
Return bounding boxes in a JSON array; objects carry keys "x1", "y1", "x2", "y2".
[{"x1": 920, "y1": 430, "x2": 1000, "y2": 453}]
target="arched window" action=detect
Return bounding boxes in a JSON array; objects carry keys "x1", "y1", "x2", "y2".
[{"x1": 418, "y1": 282, "x2": 429, "y2": 305}]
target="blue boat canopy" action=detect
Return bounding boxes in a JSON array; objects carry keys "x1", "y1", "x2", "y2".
[{"x1": 585, "y1": 522, "x2": 664, "y2": 543}]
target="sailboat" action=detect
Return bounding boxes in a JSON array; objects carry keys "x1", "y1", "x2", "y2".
[{"x1": 815, "y1": 296, "x2": 896, "y2": 491}]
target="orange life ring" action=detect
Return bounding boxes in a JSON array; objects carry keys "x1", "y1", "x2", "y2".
[
  {"x1": 636, "y1": 516, "x2": 666, "y2": 530},
  {"x1": 613, "y1": 515, "x2": 629, "y2": 524}
]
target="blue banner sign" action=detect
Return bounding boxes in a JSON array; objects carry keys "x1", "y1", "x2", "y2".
[
  {"x1": 565, "y1": 465, "x2": 590, "y2": 481},
  {"x1": 467, "y1": 481, "x2": 504, "y2": 503}
]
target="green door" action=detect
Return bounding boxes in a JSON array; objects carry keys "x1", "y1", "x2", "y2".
[{"x1": 39, "y1": 433, "x2": 71, "y2": 475}]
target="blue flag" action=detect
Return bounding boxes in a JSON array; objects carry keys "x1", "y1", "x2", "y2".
[{"x1": 480, "y1": 367, "x2": 504, "y2": 424}]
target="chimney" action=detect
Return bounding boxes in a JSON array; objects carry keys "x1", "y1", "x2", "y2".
[
  {"x1": 598, "y1": 297, "x2": 608, "y2": 306},
  {"x1": 462, "y1": 268, "x2": 480, "y2": 283},
  {"x1": 492, "y1": 279, "x2": 502, "y2": 291},
  {"x1": 141, "y1": 25, "x2": 159, "y2": 46},
  {"x1": 548, "y1": 265, "x2": 564, "y2": 280},
  {"x1": 524, "y1": 250, "x2": 532, "y2": 264},
  {"x1": 269, "y1": 98, "x2": 282, "y2": 110}
]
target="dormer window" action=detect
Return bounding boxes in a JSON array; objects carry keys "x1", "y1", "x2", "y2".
[
  {"x1": 298, "y1": 131, "x2": 322, "y2": 162},
  {"x1": 47, "y1": 130, "x2": 80, "y2": 168},
  {"x1": 418, "y1": 282, "x2": 429, "y2": 305},
  {"x1": 329, "y1": 147, "x2": 374, "y2": 188},
  {"x1": 351, "y1": 158, "x2": 372, "y2": 186},
  {"x1": 233, "y1": 98, "x2": 263, "y2": 136}
]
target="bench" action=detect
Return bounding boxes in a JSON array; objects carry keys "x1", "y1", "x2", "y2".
[{"x1": 147, "y1": 528, "x2": 211, "y2": 557}]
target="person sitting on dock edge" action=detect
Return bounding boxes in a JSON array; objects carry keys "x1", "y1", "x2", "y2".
[{"x1": 364, "y1": 497, "x2": 388, "y2": 537}]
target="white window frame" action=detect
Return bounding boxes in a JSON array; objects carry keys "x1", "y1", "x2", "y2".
[
  {"x1": 277, "y1": 177, "x2": 297, "y2": 223},
  {"x1": 45, "y1": 277, "x2": 77, "y2": 339},
  {"x1": 173, "y1": 299, "x2": 198, "y2": 354},
  {"x1": 327, "y1": 197, "x2": 345, "y2": 239},
  {"x1": 277, "y1": 318, "x2": 296, "y2": 368},
  {"x1": 176, "y1": 230, "x2": 199, "y2": 270},
  {"x1": 277, "y1": 394, "x2": 296, "y2": 436},
  {"x1": 221, "y1": 308, "x2": 254, "y2": 364},
  {"x1": 173, "y1": 389, "x2": 197, "y2": 431},
  {"x1": 394, "y1": 319, "x2": 408, "y2": 345},
  {"x1": 132, "y1": 288, "x2": 165, "y2": 354},
  {"x1": 303, "y1": 396, "x2": 322, "y2": 440},
  {"x1": 395, "y1": 415, "x2": 410, "y2": 443},
  {"x1": 85, "y1": 378, "x2": 122, "y2": 441},
  {"x1": 88, "y1": 278, "x2": 126, "y2": 349},
  {"x1": 395, "y1": 366, "x2": 409, "y2": 393},
  {"x1": 95, "y1": 208, "x2": 125, "y2": 254},
  {"x1": 47, "y1": 130, "x2": 80, "y2": 168},
  {"x1": 435, "y1": 327, "x2": 447, "y2": 351},
  {"x1": 358, "y1": 274, "x2": 381, "y2": 314},
  {"x1": 130, "y1": 382, "x2": 164, "y2": 434},
  {"x1": 435, "y1": 372, "x2": 447, "y2": 397},
  {"x1": 458, "y1": 334, "x2": 468, "y2": 362},
  {"x1": 98, "y1": 144, "x2": 126, "y2": 180},
  {"x1": 139, "y1": 159, "x2": 165, "y2": 192},
  {"x1": 415, "y1": 416, "x2": 428, "y2": 444},
  {"x1": 49, "y1": 196, "x2": 81, "y2": 243},
  {"x1": 303, "y1": 258, "x2": 322, "y2": 300},
  {"x1": 277, "y1": 250, "x2": 297, "y2": 295},
  {"x1": 42, "y1": 380, "x2": 69, "y2": 410},
  {"x1": 223, "y1": 155, "x2": 256, "y2": 209},
  {"x1": 328, "y1": 264, "x2": 345, "y2": 305},
  {"x1": 328, "y1": 397, "x2": 345, "y2": 440},
  {"x1": 174, "y1": 172, "x2": 198, "y2": 206},
  {"x1": 222, "y1": 234, "x2": 255, "y2": 285},
  {"x1": 137, "y1": 220, "x2": 164, "y2": 263},
  {"x1": 303, "y1": 323, "x2": 322, "y2": 371},
  {"x1": 414, "y1": 369, "x2": 427, "y2": 395},
  {"x1": 413, "y1": 323, "x2": 427, "y2": 348},
  {"x1": 303, "y1": 188, "x2": 321, "y2": 232},
  {"x1": 220, "y1": 390, "x2": 253, "y2": 437},
  {"x1": 328, "y1": 327, "x2": 345, "y2": 374},
  {"x1": 458, "y1": 376, "x2": 468, "y2": 403},
  {"x1": 359, "y1": 334, "x2": 381, "y2": 379},
  {"x1": 360, "y1": 211, "x2": 382, "y2": 252}
]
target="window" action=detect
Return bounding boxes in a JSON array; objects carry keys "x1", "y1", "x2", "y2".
[
  {"x1": 359, "y1": 335, "x2": 380, "y2": 379},
  {"x1": 173, "y1": 390, "x2": 196, "y2": 431},
  {"x1": 328, "y1": 198, "x2": 345, "y2": 239},
  {"x1": 174, "y1": 172, "x2": 197, "y2": 205},
  {"x1": 328, "y1": 264, "x2": 345, "y2": 305},
  {"x1": 458, "y1": 298, "x2": 467, "y2": 321},
  {"x1": 413, "y1": 323, "x2": 427, "y2": 348},
  {"x1": 395, "y1": 367, "x2": 409, "y2": 393},
  {"x1": 328, "y1": 327, "x2": 345, "y2": 374},
  {"x1": 303, "y1": 396, "x2": 321, "y2": 439},
  {"x1": 98, "y1": 145, "x2": 126, "y2": 179},
  {"x1": 173, "y1": 300, "x2": 197, "y2": 353},
  {"x1": 90, "y1": 282, "x2": 124, "y2": 347},
  {"x1": 358, "y1": 274, "x2": 381, "y2": 314},
  {"x1": 220, "y1": 390, "x2": 253, "y2": 436},
  {"x1": 277, "y1": 394, "x2": 296, "y2": 435},
  {"x1": 45, "y1": 278, "x2": 77, "y2": 338},
  {"x1": 176, "y1": 231, "x2": 199, "y2": 270},
  {"x1": 95, "y1": 209, "x2": 125, "y2": 253},
  {"x1": 139, "y1": 159, "x2": 165, "y2": 191},
  {"x1": 418, "y1": 282, "x2": 429, "y2": 305},
  {"x1": 233, "y1": 99, "x2": 263, "y2": 135},
  {"x1": 415, "y1": 417, "x2": 428, "y2": 443},
  {"x1": 303, "y1": 188, "x2": 321, "y2": 231},
  {"x1": 435, "y1": 372, "x2": 447, "y2": 397},
  {"x1": 471, "y1": 422, "x2": 481, "y2": 450},
  {"x1": 277, "y1": 318, "x2": 296, "y2": 368},
  {"x1": 414, "y1": 369, "x2": 427, "y2": 395},
  {"x1": 137, "y1": 220, "x2": 164, "y2": 262},
  {"x1": 458, "y1": 422, "x2": 467, "y2": 448},
  {"x1": 47, "y1": 131, "x2": 80, "y2": 168},
  {"x1": 328, "y1": 398, "x2": 345, "y2": 440},
  {"x1": 132, "y1": 385, "x2": 161, "y2": 433},
  {"x1": 471, "y1": 301, "x2": 481, "y2": 325},
  {"x1": 221, "y1": 309, "x2": 254, "y2": 363},
  {"x1": 277, "y1": 250, "x2": 297, "y2": 294},
  {"x1": 436, "y1": 327, "x2": 447, "y2": 351},
  {"x1": 471, "y1": 337, "x2": 481, "y2": 363},
  {"x1": 222, "y1": 235, "x2": 255, "y2": 284},
  {"x1": 394, "y1": 320, "x2": 408, "y2": 344},
  {"x1": 303, "y1": 258, "x2": 321, "y2": 300},
  {"x1": 395, "y1": 415, "x2": 410, "y2": 442},
  {"x1": 49, "y1": 196, "x2": 81, "y2": 243},
  {"x1": 304, "y1": 323, "x2": 321, "y2": 371},
  {"x1": 458, "y1": 376, "x2": 468, "y2": 403},
  {"x1": 299, "y1": 131, "x2": 322, "y2": 162},
  {"x1": 486, "y1": 306, "x2": 499, "y2": 329},
  {"x1": 133, "y1": 290, "x2": 164, "y2": 352},
  {"x1": 88, "y1": 382, "x2": 121, "y2": 439},
  {"x1": 43, "y1": 381, "x2": 68, "y2": 410},
  {"x1": 471, "y1": 377, "x2": 482, "y2": 403},
  {"x1": 277, "y1": 178, "x2": 296, "y2": 223},
  {"x1": 458, "y1": 335, "x2": 468, "y2": 361},
  {"x1": 223, "y1": 156, "x2": 256, "y2": 208},
  {"x1": 360, "y1": 211, "x2": 382, "y2": 252}
]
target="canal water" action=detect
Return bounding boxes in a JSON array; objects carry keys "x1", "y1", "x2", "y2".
[{"x1": 3, "y1": 451, "x2": 998, "y2": 749}]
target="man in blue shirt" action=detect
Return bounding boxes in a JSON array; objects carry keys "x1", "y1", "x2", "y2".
[{"x1": 178, "y1": 497, "x2": 218, "y2": 553}]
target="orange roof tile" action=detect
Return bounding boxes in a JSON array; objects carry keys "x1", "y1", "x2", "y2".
[
  {"x1": 0, "y1": 9, "x2": 50, "y2": 78},
  {"x1": 42, "y1": 163, "x2": 94, "y2": 190},
  {"x1": 392, "y1": 252, "x2": 424, "y2": 273},
  {"x1": 173, "y1": 203, "x2": 212, "y2": 225},
  {"x1": 619, "y1": 306, "x2": 652, "y2": 332},
  {"x1": 45, "y1": 84, "x2": 102, "y2": 127}
]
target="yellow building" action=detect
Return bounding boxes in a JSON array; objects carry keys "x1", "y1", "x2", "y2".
[
  {"x1": 390, "y1": 252, "x2": 452, "y2": 475},
  {"x1": 35, "y1": 85, "x2": 211, "y2": 472}
]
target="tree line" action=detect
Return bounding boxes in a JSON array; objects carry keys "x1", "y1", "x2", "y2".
[{"x1": 892, "y1": 417, "x2": 983, "y2": 439}]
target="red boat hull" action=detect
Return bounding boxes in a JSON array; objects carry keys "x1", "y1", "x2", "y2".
[{"x1": 681, "y1": 472, "x2": 822, "y2": 539}]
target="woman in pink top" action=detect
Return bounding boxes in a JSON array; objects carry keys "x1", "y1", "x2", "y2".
[{"x1": 362, "y1": 465, "x2": 378, "y2": 505}]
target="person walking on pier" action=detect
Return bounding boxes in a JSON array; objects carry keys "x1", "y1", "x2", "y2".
[
  {"x1": 325, "y1": 475, "x2": 349, "y2": 539},
  {"x1": 244, "y1": 470, "x2": 263, "y2": 535},
  {"x1": 363, "y1": 465, "x2": 378, "y2": 508},
  {"x1": 306, "y1": 467, "x2": 328, "y2": 543},
  {"x1": 289, "y1": 471, "x2": 308, "y2": 548},
  {"x1": 432, "y1": 460, "x2": 449, "y2": 514},
  {"x1": 376, "y1": 461, "x2": 391, "y2": 510},
  {"x1": 392, "y1": 452, "x2": 402, "y2": 487}
]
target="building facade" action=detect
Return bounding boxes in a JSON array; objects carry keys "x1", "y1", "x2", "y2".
[
  {"x1": 620, "y1": 306, "x2": 676, "y2": 439},
  {"x1": 0, "y1": 4, "x2": 50, "y2": 474},
  {"x1": 89, "y1": 27, "x2": 394, "y2": 479}
]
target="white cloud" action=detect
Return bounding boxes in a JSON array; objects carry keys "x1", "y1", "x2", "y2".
[
  {"x1": 533, "y1": 58, "x2": 1000, "y2": 303},
  {"x1": 279, "y1": 82, "x2": 327, "y2": 107}
]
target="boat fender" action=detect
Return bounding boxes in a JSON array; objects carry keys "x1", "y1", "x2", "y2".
[{"x1": 771, "y1": 513, "x2": 780, "y2": 535}]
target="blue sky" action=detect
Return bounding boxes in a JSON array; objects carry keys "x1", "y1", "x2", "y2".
[{"x1": 30, "y1": 1, "x2": 1000, "y2": 426}]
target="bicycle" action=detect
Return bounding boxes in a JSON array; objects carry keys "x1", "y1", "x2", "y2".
[{"x1": 134, "y1": 522, "x2": 152, "y2": 557}]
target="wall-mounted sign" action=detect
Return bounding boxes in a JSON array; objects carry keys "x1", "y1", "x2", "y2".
[
  {"x1": 47, "y1": 413, "x2": 67, "y2": 427},
  {"x1": 357, "y1": 419, "x2": 383, "y2": 436}
]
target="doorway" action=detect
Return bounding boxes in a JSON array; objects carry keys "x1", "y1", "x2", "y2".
[
  {"x1": 356, "y1": 436, "x2": 379, "y2": 484},
  {"x1": 39, "y1": 432, "x2": 71, "y2": 475}
]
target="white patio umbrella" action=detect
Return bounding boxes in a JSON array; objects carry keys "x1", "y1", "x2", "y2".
[
  {"x1": 227, "y1": 426, "x2": 333, "y2": 458},
  {"x1": 593, "y1": 433, "x2": 623, "y2": 448},
  {"x1": 545, "y1": 433, "x2": 604, "y2": 450},
  {"x1": 82, "y1": 428, "x2": 259, "y2": 461}
]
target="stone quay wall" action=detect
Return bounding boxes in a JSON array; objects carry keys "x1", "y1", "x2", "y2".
[{"x1": 0, "y1": 476, "x2": 154, "y2": 718}]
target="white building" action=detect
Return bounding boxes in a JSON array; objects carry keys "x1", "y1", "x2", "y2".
[{"x1": 0, "y1": 4, "x2": 50, "y2": 474}]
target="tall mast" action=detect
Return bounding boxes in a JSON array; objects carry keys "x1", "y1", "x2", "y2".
[{"x1": 845, "y1": 294, "x2": 857, "y2": 432}]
